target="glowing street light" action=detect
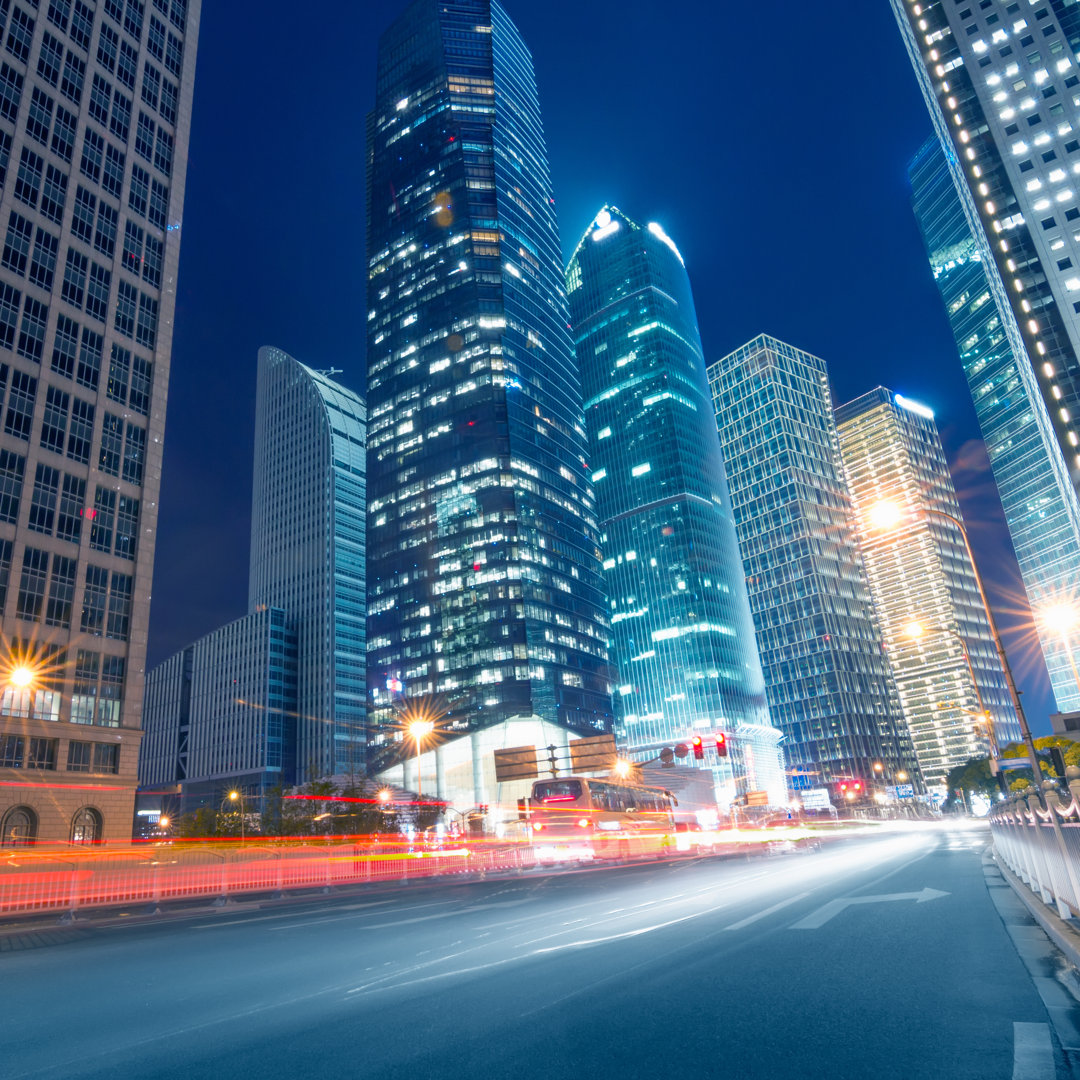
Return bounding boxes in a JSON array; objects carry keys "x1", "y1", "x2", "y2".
[
  {"x1": 613, "y1": 759, "x2": 632, "y2": 780},
  {"x1": 408, "y1": 718, "x2": 436, "y2": 798},
  {"x1": 226, "y1": 789, "x2": 246, "y2": 842},
  {"x1": 8, "y1": 665, "x2": 34, "y2": 688},
  {"x1": 869, "y1": 499, "x2": 1034, "y2": 777}
]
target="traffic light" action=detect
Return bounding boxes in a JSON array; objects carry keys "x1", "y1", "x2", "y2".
[
  {"x1": 715, "y1": 732, "x2": 728, "y2": 758},
  {"x1": 691, "y1": 736, "x2": 704, "y2": 760}
]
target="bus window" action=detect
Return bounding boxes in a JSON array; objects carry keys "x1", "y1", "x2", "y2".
[{"x1": 533, "y1": 780, "x2": 583, "y2": 802}]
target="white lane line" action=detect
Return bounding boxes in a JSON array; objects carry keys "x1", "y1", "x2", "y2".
[
  {"x1": 1012, "y1": 1021, "x2": 1053, "y2": 1080},
  {"x1": 191, "y1": 899, "x2": 397, "y2": 929},
  {"x1": 269, "y1": 897, "x2": 532, "y2": 931},
  {"x1": 723, "y1": 891, "x2": 811, "y2": 932}
]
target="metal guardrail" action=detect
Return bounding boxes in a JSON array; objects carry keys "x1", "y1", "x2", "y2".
[
  {"x1": 989, "y1": 769, "x2": 1080, "y2": 920},
  {"x1": 0, "y1": 840, "x2": 539, "y2": 919}
]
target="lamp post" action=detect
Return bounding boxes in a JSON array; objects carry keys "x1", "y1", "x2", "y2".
[
  {"x1": 870, "y1": 500, "x2": 1080, "y2": 911},
  {"x1": 407, "y1": 720, "x2": 435, "y2": 798},
  {"x1": 227, "y1": 789, "x2": 245, "y2": 842},
  {"x1": 902, "y1": 620, "x2": 1000, "y2": 759},
  {"x1": 869, "y1": 501, "x2": 1037, "y2": 778},
  {"x1": 1042, "y1": 603, "x2": 1080, "y2": 698}
]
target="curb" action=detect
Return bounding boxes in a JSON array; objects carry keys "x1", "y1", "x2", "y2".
[{"x1": 994, "y1": 851, "x2": 1080, "y2": 973}]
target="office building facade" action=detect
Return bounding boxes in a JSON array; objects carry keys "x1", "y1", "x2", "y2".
[
  {"x1": 365, "y1": 0, "x2": 612, "y2": 779},
  {"x1": 141, "y1": 349, "x2": 365, "y2": 798},
  {"x1": 0, "y1": 0, "x2": 200, "y2": 844},
  {"x1": 248, "y1": 347, "x2": 366, "y2": 781},
  {"x1": 709, "y1": 336, "x2": 919, "y2": 792},
  {"x1": 894, "y1": 1, "x2": 1080, "y2": 711},
  {"x1": 140, "y1": 606, "x2": 298, "y2": 805},
  {"x1": 836, "y1": 387, "x2": 1022, "y2": 786},
  {"x1": 566, "y1": 205, "x2": 782, "y2": 805}
]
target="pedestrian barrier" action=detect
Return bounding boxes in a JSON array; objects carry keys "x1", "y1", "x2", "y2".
[
  {"x1": 0, "y1": 839, "x2": 540, "y2": 919},
  {"x1": 988, "y1": 768, "x2": 1080, "y2": 920}
]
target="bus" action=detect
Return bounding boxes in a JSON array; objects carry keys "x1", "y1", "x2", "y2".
[{"x1": 523, "y1": 776, "x2": 676, "y2": 863}]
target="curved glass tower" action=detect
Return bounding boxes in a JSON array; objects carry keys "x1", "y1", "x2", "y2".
[
  {"x1": 249, "y1": 347, "x2": 366, "y2": 780},
  {"x1": 566, "y1": 207, "x2": 778, "y2": 799},
  {"x1": 365, "y1": 0, "x2": 611, "y2": 767}
]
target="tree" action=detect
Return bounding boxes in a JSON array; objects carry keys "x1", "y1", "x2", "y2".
[{"x1": 943, "y1": 758, "x2": 999, "y2": 811}]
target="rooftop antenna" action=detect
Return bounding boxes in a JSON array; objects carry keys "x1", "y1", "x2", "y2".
[{"x1": 315, "y1": 367, "x2": 344, "y2": 378}]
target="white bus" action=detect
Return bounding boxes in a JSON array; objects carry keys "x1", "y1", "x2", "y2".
[{"x1": 524, "y1": 776, "x2": 676, "y2": 863}]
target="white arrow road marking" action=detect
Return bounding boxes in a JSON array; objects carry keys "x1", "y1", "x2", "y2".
[
  {"x1": 790, "y1": 887, "x2": 949, "y2": 930},
  {"x1": 723, "y1": 892, "x2": 811, "y2": 931}
]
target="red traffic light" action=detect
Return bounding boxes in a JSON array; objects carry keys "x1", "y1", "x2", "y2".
[
  {"x1": 715, "y1": 732, "x2": 728, "y2": 758},
  {"x1": 691, "y1": 736, "x2": 704, "y2": 761}
]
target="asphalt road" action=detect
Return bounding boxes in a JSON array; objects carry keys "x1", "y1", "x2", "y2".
[{"x1": 2, "y1": 822, "x2": 1077, "y2": 1079}]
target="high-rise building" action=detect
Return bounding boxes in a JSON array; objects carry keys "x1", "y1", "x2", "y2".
[
  {"x1": 709, "y1": 336, "x2": 919, "y2": 794},
  {"x1": 139, "y1": 606, "x2": 298, "y2": 804},
  {"x1": 835, "y1": 387, "x2": 1022, "y2": 788},
  {"x1": 365, "y1": 0, "x2": 612, "y2": 797},
  {"x1": 249, "y1": 347, "x2": 366, "y2": 781},
  {"x1": 565, "y1": 206, "x2": 783, "y2": 806},
  {"x1": 140, "y1": 348, "x2": 365, "y2": 801},
  {"x1": 893, "y1": 2, "x2": 1080, "y2": 711},
  {"x1": 909, "y1": 136, "x2": 1080, "y2": 714},
  {"x1": 0, "y1": 1, "x2": 200, "y2": 845}
]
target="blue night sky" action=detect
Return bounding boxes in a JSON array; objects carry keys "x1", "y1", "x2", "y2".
[{"x1": 150, "y1": 0, "x2": 1059, "y2": 730}]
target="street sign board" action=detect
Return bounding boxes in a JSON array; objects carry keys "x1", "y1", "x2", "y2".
[
  {"x1": 746, "y1": 790, "x2": 770, "y2": 807},
  {"x1": 493, "y1": 746, "x2": 539, "y2": 783},
  {"x1": 894, "y1": 784, "x2": 915, "y2": 799},
  {"x1": 570, "y1": 733, "x2": 617, "y2": 774},
  {"x1": 800, "y1": 788, "x2": 831, "y2": 810}
]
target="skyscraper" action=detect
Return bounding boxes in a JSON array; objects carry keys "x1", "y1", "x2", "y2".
[
  {"x1": 365, "y1": 0, "x2": 611, "y2": 788},
  {"x1": 0, "y1": 1, "x2": 200, "y2": 844},
  {"x1": 139, "y1": 606, "x2": 298, "y2": 803},
  {"x1": 248, "y1": 347, "x2": 366, "y2": 782},
  {"x1": 709, "y1": 337, "x2": 919, "y2": 793},
  {"x1": 835, "y1": 387, "x2": 1022, "y2": 788},
  {"x1": 893, "y1": 2, "x2": 1080, "y2": 711},
  {"x1": 141, "y1": 348, "x2": 365, "y2": 799},
  {"x1": 565, "y1": 206, "x2": 782, "y2": 805}
]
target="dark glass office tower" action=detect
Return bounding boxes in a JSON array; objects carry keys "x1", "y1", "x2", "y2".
[
  {"x1": 365, "y1": 0, "x2": 611, "y2": 767},
  {"x1": 565, "y1": 207, "x2": 783, "y2": 804}
]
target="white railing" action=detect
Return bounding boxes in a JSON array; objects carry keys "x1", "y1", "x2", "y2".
[
  {"x1": 989, "y1": 773, "x2": 1080, "y2": 920},
  {"x1": 0, "y1": 839, "x2": 539, "y2": 919}
]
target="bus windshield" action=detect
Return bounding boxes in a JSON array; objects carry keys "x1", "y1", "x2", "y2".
[{"x1": 533, "y1": 780, "x2": 583, "y2": 802}]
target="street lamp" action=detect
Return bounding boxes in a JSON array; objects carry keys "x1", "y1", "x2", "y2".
[
  {"x1": 902, "y1": 620, "x2": 1000, "y2": 759},
  {"x1": 1042, "y1": 602, "x2": 1080, "y2": 697},
  {"x1": 408, "y1": 719, "x2": 436, "y2": 798},
  {"x1": 227, "y1": 789, "x2": 245, "y2": 842},
  {"x1": 613, "y1": 759, "x2": 632, "y2": 780},
  {"x1": 869, "y1": 500, "x2": 1036, "y2": 778}
]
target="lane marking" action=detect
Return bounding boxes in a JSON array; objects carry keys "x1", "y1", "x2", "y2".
[
  {"x1": 191, "y1": 899, "x2": 397, "y2": 929},
  {"x1": 269, "y1": 897, "x2": 532, "y2": 931},
  {"x1": 723, "y1": 891, "x2": 811, "y2": 932},
  {"x1": 790, "y1": 888, "x2": 949, "y2": 931},
  {"x1": 1012, "y1": 1021, "x2": 1053, "y2": 1080}
]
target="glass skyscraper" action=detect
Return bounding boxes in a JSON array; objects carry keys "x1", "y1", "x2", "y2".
[
  {"x1": 365, "y1": 0, "x2": 611, "y2": 773},
  {"x1": 249, "y1": 347, "x2": 366, "y2": 781},
  {"x1": 893, "y1": 1, "x2": 1080, "y2": 711},
  {"x1": 836, "y1": 387, "x2": 1022, "y2": 788},
  {"x1": 0, "y1": 1, "x2": 200, "y2": 845},
  {"x1": 909, "y1": 136, "x2": 1080, "y2": 714},
  {"x1": 566, "y1": 206, "x2": 781, "y2": 805},
  {"x1": 709, "y1": 337, "x2": 919, "y2": 792}
]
